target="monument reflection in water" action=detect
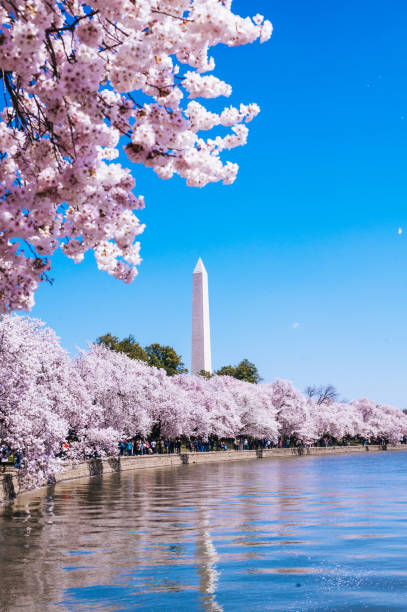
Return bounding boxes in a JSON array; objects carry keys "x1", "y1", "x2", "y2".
[{"x1": 1, "y1": 452, "x2": 407, "y2": 611}]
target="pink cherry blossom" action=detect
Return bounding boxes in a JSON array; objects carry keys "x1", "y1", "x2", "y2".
[
  {"x1": 0, "y1": 315, "x2": 92, "y2": 488},
  {"x1": 0, "y1": 0, "x2": 273, "y2": 312}
]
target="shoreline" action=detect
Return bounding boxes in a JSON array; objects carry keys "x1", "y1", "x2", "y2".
[{"x1": 2, "y1": 443, "x2": 406, "y2": 505}]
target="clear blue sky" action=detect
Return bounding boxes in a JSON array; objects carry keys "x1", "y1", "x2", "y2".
[{"x1": 30, "y1": 0, "x2": 407, "y2": 407}]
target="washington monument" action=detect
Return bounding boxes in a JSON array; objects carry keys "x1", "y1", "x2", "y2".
[{"x1": 191, "y1": 257, "x2": 212, "y2": 375}]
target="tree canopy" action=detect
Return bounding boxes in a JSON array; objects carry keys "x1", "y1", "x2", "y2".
[
  {"x1": 145, "y1": 343, "x2": 188, "y2": 377},
  {"x1": 197, "y1": 370, "x2": 213, "y2": 379},
  {"x1": 216, "y1": 359, "x2": 262, "y2": 384},
  {"x1": 96, "y1": 334, "x2": 187, "y2": 376},
  {"x1": 96, "y1": 334, "x2": 148, "y2": 363}
]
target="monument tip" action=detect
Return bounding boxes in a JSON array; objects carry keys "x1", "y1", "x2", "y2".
[{"x1": 193, "y1": 257, "x2": 206, "y2": 274}]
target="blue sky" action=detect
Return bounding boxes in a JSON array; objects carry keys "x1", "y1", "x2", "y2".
[{"x1": 31, "y1": 0, "x2": 407, "y2": 407}]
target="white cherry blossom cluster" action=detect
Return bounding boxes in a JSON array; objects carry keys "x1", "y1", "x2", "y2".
[{"x1": 0, "y1": 0, "x2": 272, "y2": 311}]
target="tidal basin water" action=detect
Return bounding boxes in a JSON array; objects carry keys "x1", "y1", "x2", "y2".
[{"x1": 1, "y1": 452, "x2": 407, "y2": 611}]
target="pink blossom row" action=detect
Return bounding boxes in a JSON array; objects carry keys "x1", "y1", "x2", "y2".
[{"x1": 1, "y1": 315, "x2": 405, "y2": 491}]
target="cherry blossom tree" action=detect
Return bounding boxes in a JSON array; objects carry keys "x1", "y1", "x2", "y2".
[
  {"x1": 0, "y1": 1, "x2": 272, "y2": 313},
  {"x1": 378, "y1": 404, "x2": 407, "y2": 443},
  {"x1": 76, "y1": 343, "x2": 190, "y2": 440},
  {"x1": 173, "y1": 373, "x2": 214, "y2": 438},
  {"x1": 240, "y1": 382, "x2": 278, "y2": 440},
  {"x1": 209, "y1": 375, "x2": 278, "y2": 440},
  {"x1": 76, "y1": 344, "x2": 152, "y2": 439},
  {"x1": 306, "y1": 400, "x2": 362, "y2": 441},
  {"x1": 204, "y1": 375, "x2": 243, "y2": 438},
  {"x1": 352, "y1": 398, "x2": 407, "y2": 443},
  {"x1": 267, "y1": 379, "x2": 314, "y2": 441},
  {"x1": 174, "y1": 374, "x2": 279, "y2": 440},
  {"x1": 0, "y1": 314, "x2": 92, "y2": 488}
]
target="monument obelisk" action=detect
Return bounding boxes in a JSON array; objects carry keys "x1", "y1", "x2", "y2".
[{"x1": 191, "y1": 257, "x2": 212, "y2": 375}]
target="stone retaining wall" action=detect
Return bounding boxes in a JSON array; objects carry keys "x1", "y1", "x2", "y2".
[{"x1": 1, "y1": 444, "x2": 406, "y2": 505}]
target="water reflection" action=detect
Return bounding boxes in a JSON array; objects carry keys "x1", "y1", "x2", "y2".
[
  {"x1": 1, "y1": 452, "x2": 407, "y2": 610},
  {"x1": 196, "y1": 507, "x2": 222, "y2": 612}
]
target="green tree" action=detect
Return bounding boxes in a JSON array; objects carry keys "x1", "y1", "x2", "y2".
[
  {"x1": 96, "y1": 335, "x2": 188, "y2": 376},
  {"x1": 198, "y1": 369, "x2": 213, "y2": 379},
  {"x1": 216, "y1": 359, "x2": 261, "y2": 384},
  {"x1": 144, "y1": 343, "x2": 188, "y2": 376},
  {"x1": 215, "y1": 365, "x2": 236, "y2": 377},
  {"x1": 234, "y1": 359, "x2": 261, "y2": 384},
  {"x1": 96, "y1": 333, "x2": 148, "y2": 363},
  {"x1": 96, "y1": 332, "x2": 119, "y2": 351}
]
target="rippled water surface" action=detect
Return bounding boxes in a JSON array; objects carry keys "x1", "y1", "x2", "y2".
[{"x1": 2, "y1": 452, "x2": 407, "y2": 611}]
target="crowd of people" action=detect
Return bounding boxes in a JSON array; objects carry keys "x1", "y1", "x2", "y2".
[
  {"x1": 0, "y1": 444, "x2": 21, "y2": 470},
  {"x1": 112, "y1": 435, "x2": 394, "y2": 458},
  {"x1": 1, "y1": 434, "x2": 398, "y2": 473},
  {"x1": 118, "y1": 437, "x2": 227, "y2": 455}
]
